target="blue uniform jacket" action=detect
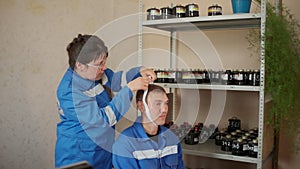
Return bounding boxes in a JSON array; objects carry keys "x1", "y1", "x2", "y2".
[
  {"x1": 113, "y1": 117, "x2": 185, "y2": 169},
  {"x1": 55, "y1": 67, "x2": 141, "y2": 169}
]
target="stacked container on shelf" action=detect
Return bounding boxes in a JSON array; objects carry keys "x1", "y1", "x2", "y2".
[
  {"x1": 146, "y1": 3, "x2": 226, "y2": 20},
  {"x1": 147, "y1": 3, "x2": 200, "y2": 20},
  {"x1": 154, "y1": 68, "x2": 260, "y2": 86}
]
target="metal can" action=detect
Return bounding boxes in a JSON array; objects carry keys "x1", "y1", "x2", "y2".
[
  {"x1": 147, "y1": 7, "x2": 160, "y2": 20},
  {"x1": 173, "y1": 5, "x2": 186, "y2": 18},
  {"x1": 185, "y1": 3, "x2": 199, "y2": 17},
  {"x1": 160, "y1": 7, "x2": 173, "y2": 19},
  {"x1": 208, "y1": 4, "x2": 222, "y2": 16}
]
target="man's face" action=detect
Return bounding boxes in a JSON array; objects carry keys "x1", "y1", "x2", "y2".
[{"x1": 147, "y1": 91, "x2": 169, "y2": 125}]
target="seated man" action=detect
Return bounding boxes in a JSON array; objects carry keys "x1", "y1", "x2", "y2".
[{"x1": 112, "y1": 84, "x2": 185, "y2": 169}]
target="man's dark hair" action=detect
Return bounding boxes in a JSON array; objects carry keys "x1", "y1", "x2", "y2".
[
  {"x1": 66, "y1": 34, "x2": 108, "y2": 70},
  {"x1": 136, "y1": 84, "x2": 166, "y2": 104}
]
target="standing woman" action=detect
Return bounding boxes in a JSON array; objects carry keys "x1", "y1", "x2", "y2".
[{"x1": 55, "y1": 34, "x2": 155, "y2": 169}]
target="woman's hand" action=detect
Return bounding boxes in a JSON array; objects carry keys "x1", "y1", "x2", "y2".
[
  {"x1": 127, "y1": 77, "x2": 151, "y2": 92},
  {"x1": 140, "y1": 67, "x2": 157, "y2": 82}
]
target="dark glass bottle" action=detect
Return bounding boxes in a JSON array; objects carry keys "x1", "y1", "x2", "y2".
[
  {"x1": 203, "y1": 69, "x2": 210, "y2": 84},
  {"x1": 254, "y1": 69, "x2": 260, "y2": 86},
  {"x1": 221, "y1": 70, "x2": 231, "y2": 85},
  {"x1": 248, "y1": 139, "x2": 258, "y2": 158},
  {"x1": 231, "y1": 69, "x2": 240, "y2": 85},
  {"x1": 237, "y1": 69, "x2": 245, "y2": 85},
  {"x1": 232, "y1": 138, "x2": 244, "y2": 156},
  {"x1": 221, "y1": 134, "x2": 233, "y2": 151},
  {"x1": 215, "y1": 129, "x2": 226, "y2": 146},
  {"x1": 249, "y1": 69, "x2": 260, "y2": 86},
  {"x1": 228, "y1": 117, "x2": 241, "y2": 133},
  {"x1": 243, "y1": 69, "x2": 250, "y2": 85},
  {"x1": 185, "y1": 129, "x2": 199, "y2": 145}
]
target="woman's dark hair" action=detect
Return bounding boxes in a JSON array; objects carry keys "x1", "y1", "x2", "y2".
[
  {"x1": 136, "y1": 84, "x2": 166, "y2": 104},
  {"x1": 66, "y1": 34, "x2": 108, "y2": 70}
]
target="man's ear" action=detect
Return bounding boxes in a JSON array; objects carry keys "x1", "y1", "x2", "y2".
[{"x1": 137, "y1": 101, "x2": 145, "y2": 113}]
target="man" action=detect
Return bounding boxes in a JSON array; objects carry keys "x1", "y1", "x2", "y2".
[{"x1": 112, "y1": 84, "x2": 185, "y2": 169}]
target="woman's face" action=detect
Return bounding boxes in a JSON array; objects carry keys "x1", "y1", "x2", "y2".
[
  {"x1": 76, "y1": 55, "x2": 107, "y2": 81},
  {"x1": 86, "y1": 56, "x2": 107, "y2": 80}
]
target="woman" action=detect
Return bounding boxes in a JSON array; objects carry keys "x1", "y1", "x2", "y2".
[{"x1": 55, "y1": 34, "x2": 156, "y2": 169}]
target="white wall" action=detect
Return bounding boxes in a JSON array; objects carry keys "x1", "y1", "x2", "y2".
[
  {"x1": 0, "y1": 0, "x2": 299, "y2": 169},
  {"x1": 0, "y1": 0, "x2": 137, "y2": 168}
]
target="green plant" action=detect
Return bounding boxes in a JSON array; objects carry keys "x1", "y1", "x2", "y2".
[
  {"x1": 248, "y1": 1, "x2": 300, "y2": 168},
  {"x1": 248, "y1": 2, "x2": 300, "y2": 169},
  {"x1": 248, "y1": 1, "x2": 300, "y2": 148},
  {"x1": 264, "y1": 2, "x2": 300, "y2": 147}
]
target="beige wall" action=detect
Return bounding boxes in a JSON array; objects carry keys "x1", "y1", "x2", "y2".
[{"x1": 0, "y1": 0, "x2": 299, "y2": 169}]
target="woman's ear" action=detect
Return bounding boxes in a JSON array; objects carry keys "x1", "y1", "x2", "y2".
[{"x1": 75, "y1": 61, "x2": 86, "y2": 72}]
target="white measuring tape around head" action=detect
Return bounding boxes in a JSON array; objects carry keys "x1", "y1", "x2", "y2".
[{"x1": 142, "y1": 76, "x2": 157, "y2": 126}]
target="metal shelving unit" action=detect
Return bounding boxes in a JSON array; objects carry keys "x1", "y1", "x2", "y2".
[{"x1": 138, "y1": 1, "x2": 269, "y2": 169}]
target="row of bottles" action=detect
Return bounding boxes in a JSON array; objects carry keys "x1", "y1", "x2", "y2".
[
  {"x1": 215, "y1": 127, "x2": 259, "y2": 158},
  {"x1": 165, "y1": 117, "x2": 258, "y2": 158},
  {"x1": 154, "y1": 68, "x2": 260, "y2": 86}
]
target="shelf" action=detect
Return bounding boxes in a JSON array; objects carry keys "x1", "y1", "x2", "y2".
[
  {"x1": 155, "y1": 83, "x2": 260, "y2": 91},
  {"x1": 181, "y1": 140, "x2": 258, "y2": 164},
  {"x1": 143, "y1": 13, "x2": 261, "y2": 31}
]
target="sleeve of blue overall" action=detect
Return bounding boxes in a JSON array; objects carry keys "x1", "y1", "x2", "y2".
[
  {"x1": 106, "y1": 67, "x2": 141, "y2": 92},
  {"x1": 112, "y1": 134, "x2": 140, "y2": 169},
  {"x1": 72, "y1": 86, "x2": 133, "y2": 140}
]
